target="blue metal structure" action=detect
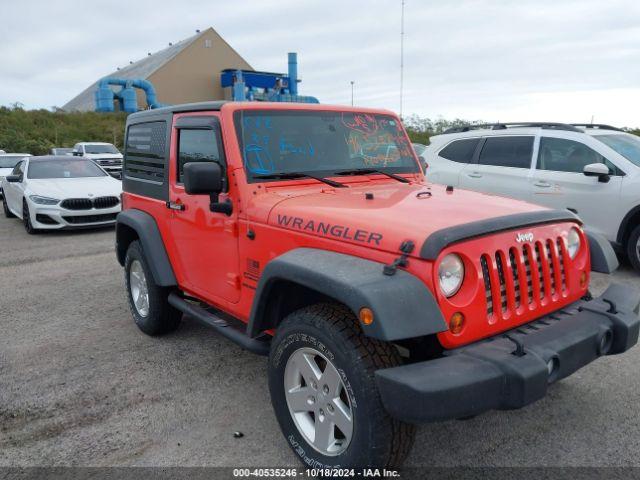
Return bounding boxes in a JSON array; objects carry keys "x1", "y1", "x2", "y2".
[
  {"x1": 220, "y1": 52, "x2": 319, "y2": 103},
  {"x1": 95, "y1": 78, "x2": 165, "y2": 113}
]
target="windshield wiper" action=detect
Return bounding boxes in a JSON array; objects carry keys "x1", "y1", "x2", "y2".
[
  {"x1": 253, "y1": 171, "x2": 347, "y2": 188},
  {"x1": 334, "y1": 168, "x2": 411, "y2": 183}
]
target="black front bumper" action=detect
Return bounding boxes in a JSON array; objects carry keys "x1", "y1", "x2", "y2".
[{"x1": 375, "y1": 284, "x2": 640, "y2": 424}]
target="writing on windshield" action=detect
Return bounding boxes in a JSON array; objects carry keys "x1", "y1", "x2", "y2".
[{"x1": 234, "y1": 110, "x2": 419, "y2": 182}]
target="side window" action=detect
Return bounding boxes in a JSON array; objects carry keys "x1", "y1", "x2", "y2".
[
  {"x1": 124, "y1": 121, "x2": 167, "y2": 183},
  {"x1": 438, "y1": 138, "x2": 479, "y2": 163},
  {"x1": 478, "y1": 136, "x2": 534, "y2": 168},
  {"x1": 537, "y1": 137, "x2": 621, "y2": 174},
  {"x1": 177, "y1": 129, "x2": 222, "y2": 182}
]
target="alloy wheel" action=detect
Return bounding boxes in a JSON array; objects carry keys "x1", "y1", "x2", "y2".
[
  {"x1": 284, "y1": 347, "x2": 353, "y2": 456},
  {"x1": 129, "y1": 260, "x2": 150, "y2": 317}
]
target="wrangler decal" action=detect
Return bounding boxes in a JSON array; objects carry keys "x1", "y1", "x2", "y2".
[{"x1": 277, "y1": 214, "x2": 383, "y2": 246}]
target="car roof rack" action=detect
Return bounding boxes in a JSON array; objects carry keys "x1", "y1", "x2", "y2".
[
  {"x1": 443, "y1": 122, "x2": 583, "y2": 134},
  {"x1": 570, "y1": 123, "x2": 624, "y2": 132}
]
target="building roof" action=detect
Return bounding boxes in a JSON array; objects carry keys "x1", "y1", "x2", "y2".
[{"x1": 62, "y1": 31, "x2": 204, "y2": 112}]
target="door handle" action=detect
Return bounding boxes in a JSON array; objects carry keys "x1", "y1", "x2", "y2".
[
  {"x1": 534, "y1": 180, "x2": 551, "y2": 188},
  {"x1": 166, "y1": 201, "x2": 185, "y2": 211},
  {"x1": 467, "y1": 172, "x2": 482, "y2": 178}
]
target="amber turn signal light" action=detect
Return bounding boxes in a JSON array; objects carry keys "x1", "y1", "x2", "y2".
[
  {"x1": 449, "y1": 312, "x2": 465, "y2": 334},
  {"x1": 359, "y1": 307, "x2": 374, "y2": 326},
  {"x1": 579, "y1": 271, "x2": 587, "y2": 288}
]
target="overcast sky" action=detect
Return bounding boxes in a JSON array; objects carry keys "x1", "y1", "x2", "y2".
[{"x1": 2, "y1": 0, "x2": 639, "y2": 126}]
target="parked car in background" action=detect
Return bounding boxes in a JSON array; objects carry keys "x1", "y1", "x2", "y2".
[
  {"x1": 2, "y1": 156, "x2": 122, "y2": 233},
  {"x1": 73, "y1": 142, "x2": 123, "y2": 178},
  {"x1": 49, "y1": 147, "x2": 74, "y2": 156},
  {"x1": 424, "y1": 122, "x2": 640, "y2": 270},
  {"x1": 0, "y1": 153, "x2": 31, "y2": 198},
  {"x1": 412, "y1": 142, "x2": 428, "y2": 168}
]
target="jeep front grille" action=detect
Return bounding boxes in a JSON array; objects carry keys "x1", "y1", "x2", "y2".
[{"x1": 481, "y1": 237, "x2": 568, "y2": 321}]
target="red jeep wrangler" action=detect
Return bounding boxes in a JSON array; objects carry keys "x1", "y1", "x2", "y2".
[{"x1": 116, "y1": 101, "x2": 639, "y2": 467}]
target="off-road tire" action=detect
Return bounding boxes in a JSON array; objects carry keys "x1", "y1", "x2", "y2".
[
  {"x1": 268, "y1": 303, "x2": 415, "y2": 468},
  {"x1": 124, "y1": 240, "x2": 181, "y2": 335},
  {"x1": 2, "y1": 195, "x2": 15, "y2": 218},
  {"x1": 626, "y1": 225, "x2": 640, "y2": 272},
  {"x1": 22, "y1": 199, "x2": 37, "y2": 234}
]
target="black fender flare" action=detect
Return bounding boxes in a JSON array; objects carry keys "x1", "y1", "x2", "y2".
[
  {"x1": 586, "y1": 229, "x2": 619, "y2": 274},
  {"x1": 115, "y1": 209, "x2": 177, "y2": 287},
  {"x1": 247, "y1": 248, "x2": 447, "y2": 341}
]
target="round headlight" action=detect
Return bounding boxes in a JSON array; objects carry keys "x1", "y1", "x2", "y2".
[
  {"x1": 567, "y1": 227, "x2": 581, "y2": 259},
  {"x1": 438, "y1": 254, "x2": 465, "y2": 297}
]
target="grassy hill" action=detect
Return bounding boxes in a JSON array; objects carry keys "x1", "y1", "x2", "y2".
[{"x1": 0, "y1": 105, "x2": 127, "y2": 155}]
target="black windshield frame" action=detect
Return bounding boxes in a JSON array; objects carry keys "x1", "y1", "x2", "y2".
[{"x1": 234, "y1": 109, "x2": 420, "y2": 184}]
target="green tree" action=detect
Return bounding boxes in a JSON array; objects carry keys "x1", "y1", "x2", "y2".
[{"x1": 0, "y1": 105, "x2": 127, "y2": 155}]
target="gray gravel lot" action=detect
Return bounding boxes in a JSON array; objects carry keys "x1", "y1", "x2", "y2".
[{"x1": 1, "y1": 213, "x2": 639, "y2": 467}]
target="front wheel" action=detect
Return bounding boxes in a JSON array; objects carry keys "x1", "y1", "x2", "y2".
[
  {"x1": 268, "y1": 303, "x2": 415, "y2": 468},
  {"x1": 22, "y1": 199, "x2": 37, "y2": 234},
  {"x1": 626, "y1": 225, "x2": 640, "y2": 272}
]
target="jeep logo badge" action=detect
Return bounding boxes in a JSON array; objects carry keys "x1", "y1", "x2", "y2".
[{"x1": 516, "y1": 232, "x2": 534, "y2": 243}]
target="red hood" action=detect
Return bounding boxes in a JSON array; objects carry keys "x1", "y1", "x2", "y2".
[{"x1": 253, "y1": 181, "x2": 547, "y2": 256}]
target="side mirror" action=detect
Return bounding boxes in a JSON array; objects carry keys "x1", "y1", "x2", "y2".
[
  {"x1": 418, "y1": 155, "x2": 428, "y2": 169},
  {"x1": 583, "y1": 163, "x2": 610, "y2": 183},
  {"x1": 5, "y1": 174, "x2": 21, "y2": 183},
  {"x1": 184, "y1": 162, "x2": 223, "y2": 194},
  {"x1": 73, "y1": 150, "x2": 82, "y2": 156},
  {"x1": 183, "y1": 162, "x2": 232, "y2": 215}
]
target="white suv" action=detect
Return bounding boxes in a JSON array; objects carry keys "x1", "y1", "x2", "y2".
[{"x1": 425, "y1": 123, "x2": 640, "y2": 270}]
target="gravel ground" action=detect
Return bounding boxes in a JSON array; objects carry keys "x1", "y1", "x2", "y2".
[{"x1": 1, "y1": 213, "x2": 639, "y2": 467}]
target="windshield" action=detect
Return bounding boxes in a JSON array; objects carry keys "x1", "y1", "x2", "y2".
[
  {"x1": 0, "y1": 155, "x2": 28, "y2": 169},
  {"x1": 84, "y1": 144, "x2": 120, "y2": 154},
  {"x1": 594, "y1": 134, "x2": 640, "y2": 167},
  {"x1": 28, "y1": 159, "x2": 107, "y2": 179},
  {"x1": 235, "y1": 110, "x2": 420, "y2": 182}
]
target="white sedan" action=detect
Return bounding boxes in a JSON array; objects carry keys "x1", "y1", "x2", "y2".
[{"x1": 1, "y1": 155, "x2": 122, "y2": 233}]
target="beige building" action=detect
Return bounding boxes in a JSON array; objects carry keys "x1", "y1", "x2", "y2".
[{"x1": 63, "y1": 27, "x2": 253, "y2": 111}]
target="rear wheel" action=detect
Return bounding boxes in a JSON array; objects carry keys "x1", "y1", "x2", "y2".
[
  {"x1": 22, "y1": 200, "x2": 37, "y2": 234},
  {"x1": 124, "y1": 240, "x2": 181, "y2": 335},
  {"x1": 268, "y1": 303, "x2": 415, "y2": 468},
  {"x1": 626, "y1": 225, "x2": 640, "y2": 272},
  {"x1": 3, "y1": 195, "x2": 15, "y2": 218}
]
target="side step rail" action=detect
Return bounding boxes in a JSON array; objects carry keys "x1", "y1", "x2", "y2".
[{"x1": 168, "y1": 292, "x2": 270, "y2": 356}]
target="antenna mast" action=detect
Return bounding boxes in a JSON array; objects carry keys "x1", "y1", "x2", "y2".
[{"x1": 400, "y1": 0, "x2": 405, "y2": 119}]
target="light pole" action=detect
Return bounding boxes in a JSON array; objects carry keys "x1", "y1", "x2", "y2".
[{"x1": 350, "y1": 81, "x2": 355, "y2": 106}]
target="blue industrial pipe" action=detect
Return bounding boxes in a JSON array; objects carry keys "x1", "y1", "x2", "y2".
[
  {"x1": 287, "y1": 52, "x2": 298, "y2": 95},
  {"x1": 95, "y1": 78, "x2": 164, "y2": 112}
]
